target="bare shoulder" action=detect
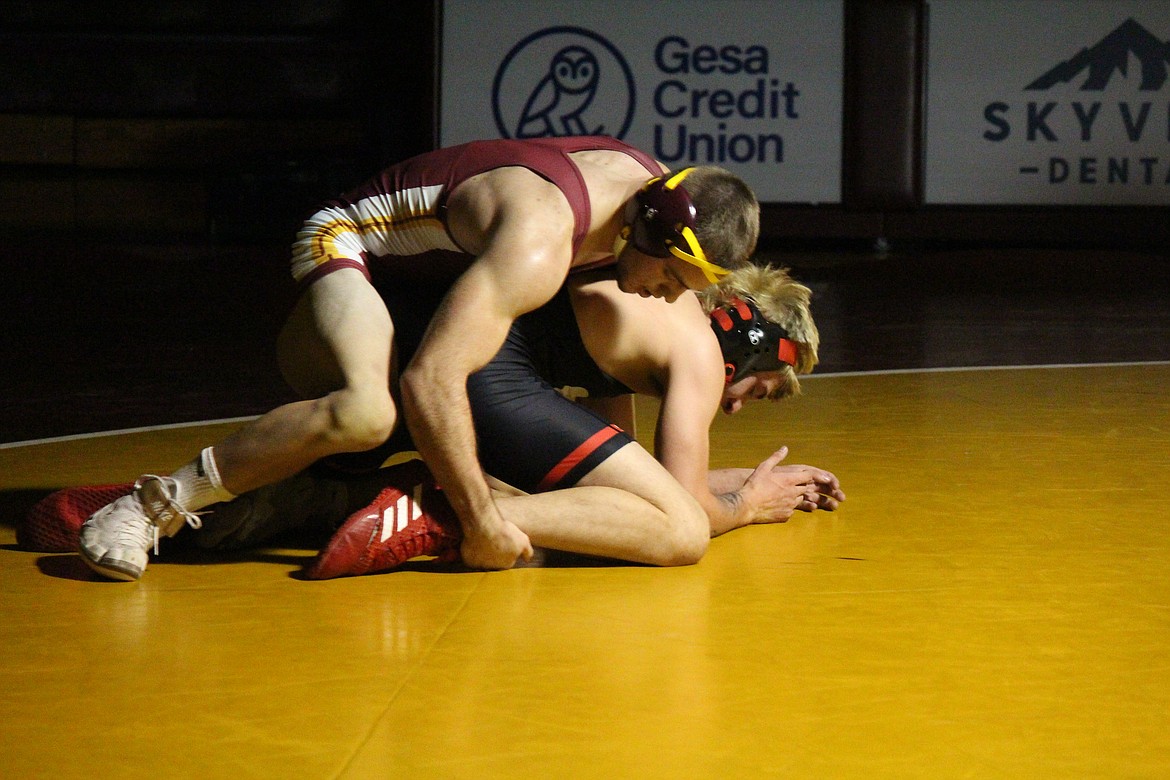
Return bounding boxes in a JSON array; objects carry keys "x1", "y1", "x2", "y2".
[
  {"x1": 573, "y1": 274, "x2": 706, "y2": 330},
  {"x1": 615, "y1": 287, "x2": 721, "y2": 375},
  {"x1": 569, "y1": 149, "x2": 668, "y2": 243},
  {"x1": 446, "y1": 167, "x2": 575, "y2": 257},
  {"x1": 571, "y1": 277, "x2": 714, "y2": 392}
]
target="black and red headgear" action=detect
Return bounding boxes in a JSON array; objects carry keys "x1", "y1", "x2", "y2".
[{"x1": 709, "y1": 297, "x2": 799, "y2": 384}]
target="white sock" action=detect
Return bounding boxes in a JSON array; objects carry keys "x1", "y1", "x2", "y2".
[{"x1": 170, "y1": 447, "x2": 237, "y2": 510}]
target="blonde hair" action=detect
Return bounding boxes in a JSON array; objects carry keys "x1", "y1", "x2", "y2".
[
  {"x1": 683, "y1": 166, "x2": 760, "y2": 271},
  {"x1": 699, "y1": 264, "x2": 819, "y2": 400}
]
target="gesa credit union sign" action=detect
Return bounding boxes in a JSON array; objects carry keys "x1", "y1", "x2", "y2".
[
  {"x1": 926, "y1": 0, "x2": 1170, "y2": 205},
  {"x1": 440, "y1": 0, "x2": 843, "y2": 204}
]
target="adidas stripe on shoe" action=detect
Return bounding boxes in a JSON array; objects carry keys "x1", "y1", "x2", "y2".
[{"x1": 304, "y1": 459, "x2": 461, "y2": 580}]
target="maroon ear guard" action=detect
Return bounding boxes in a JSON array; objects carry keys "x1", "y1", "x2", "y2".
[
  {"x1": 709, "y1": 297, "x2": 799, "y2": 383},
  {"x1": 622, "y1": 169, "x2": 699, "y2": 258},
  {"x1": 615, "y1": 169, "x2": 730, "y2": 284}
]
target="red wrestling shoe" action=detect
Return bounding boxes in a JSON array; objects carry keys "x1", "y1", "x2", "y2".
[
  {"x1": 19, "y1": 483, "x2": 135, "y2": 553},
  {"x1": 304, "y1": 459, "x2": 462, "y2": 580}
]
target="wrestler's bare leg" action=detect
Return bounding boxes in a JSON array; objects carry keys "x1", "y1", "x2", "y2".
[
  {"x1": 213, "y1": 268, "x2": 399, "y2": 495},
  {"x1": 78, "y1": 268, "x2": 399, "y2": 581},
  {"x1": 493, "y1": 443, "x2": 709, "y2": 567}
]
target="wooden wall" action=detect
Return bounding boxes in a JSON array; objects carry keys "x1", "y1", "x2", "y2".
[{"x1": 0, "y1": 0, "x2": 433, "y2": 242}]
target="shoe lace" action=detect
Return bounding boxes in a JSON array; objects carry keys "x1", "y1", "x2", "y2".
[
  {"x1": 132, "y1": 476, "x2": 205, "y2": 556},
  {"x1": 147, "y1": 509, "x2": 205, "y2": 556}
]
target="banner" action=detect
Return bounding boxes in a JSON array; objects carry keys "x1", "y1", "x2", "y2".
[
  {"x1": 926, "y1": 0, "x2": 1170, "y2": 204},
  {"x1": 440, "y1": 0, "x2": 843, "y2": 203}
]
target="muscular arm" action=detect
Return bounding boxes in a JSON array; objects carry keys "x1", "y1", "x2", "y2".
[
  {"x1": 653, "y1": 357, "x2": 753, "y2": 536},
  {"x1": 575, "y1": 282, "x2": 754, "y2": 536},
  {"x1": 401, "y1": 178, "x2": 573, "y2": 569},
  {"x1": 659, "y1": 394, "x2": 844, "y2": 536},
  {"x1": 707, "y1": 468, "x2": 754, "y2": 495},
  {"x1": 620, "y1": 302, "x2": 841, "y2": 537},
  {"x1": 575, "y1": 279, "x2": 844, "y2": 540},
  {"x1": 646, "y1": 314, "x2": 757, "y2": 535}
]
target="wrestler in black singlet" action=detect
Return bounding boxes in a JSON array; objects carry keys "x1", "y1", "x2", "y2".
[
  {"x1": 318, "y1": 276, "x2": 634, "y2": 493},
  {"x1": 468, "y1": 288, "x2": 635, "y2": 493}
]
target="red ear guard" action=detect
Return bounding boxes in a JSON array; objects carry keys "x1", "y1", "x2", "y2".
[{"x1": 710, "y1": 297, "x2": 799, "y2": 383}]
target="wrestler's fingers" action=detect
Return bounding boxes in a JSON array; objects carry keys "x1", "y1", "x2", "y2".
[{"x1": 750, "y1": 447, "x2": 790, "y2": 479}]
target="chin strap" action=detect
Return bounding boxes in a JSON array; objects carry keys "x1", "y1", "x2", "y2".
[
  {"x1": 660, "y1": 169, "x2": 728, "y2": 284},
  {"x1": 667, "y1": 225, "x2": 729, "y2": 284}
]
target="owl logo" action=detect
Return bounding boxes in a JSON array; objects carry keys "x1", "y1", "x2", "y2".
[
  {"x1": 492, "y1": 26, "x2": 636, "y2": 141},
  {"x1": 516, "y1": 45, "x2": 602, "y2": 137}
]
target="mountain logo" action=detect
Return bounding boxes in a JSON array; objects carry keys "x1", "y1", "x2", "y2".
[
  {"x1": 491, "y1": 26, "x2": 635, "y2": 139},
  {"x1": 1026, "y1": 18, "x2": 1170, "y2": 91}
]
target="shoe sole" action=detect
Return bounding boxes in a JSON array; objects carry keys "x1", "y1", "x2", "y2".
[{"x1": 77, "y1": 547, "x2": 144, "y2": 582}]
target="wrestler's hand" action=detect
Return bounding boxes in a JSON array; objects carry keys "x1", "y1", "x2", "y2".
[
  {"x1": 779, "y1": 459, "x2": 845, "y2": 514},
  {"x1": 460, "y1": 511, "x2": 534, "y2": 570},
  {"x1": 741, "y1": 448, "x2": 846, "y2": 524}
]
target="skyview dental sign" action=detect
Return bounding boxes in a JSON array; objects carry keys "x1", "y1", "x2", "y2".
[
  {"x1": 926, "y1": 1, "x2": 1170, "y2": 205},
  {"x1": 439, "y1": 0, "x2": 843, "y2": 203}
]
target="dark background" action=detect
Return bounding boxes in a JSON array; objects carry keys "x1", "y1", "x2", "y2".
[{"x1": 2, "y1": 0, "x2": 1167, "y2": 444}]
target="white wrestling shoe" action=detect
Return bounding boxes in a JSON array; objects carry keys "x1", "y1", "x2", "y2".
[{"x1": 78, "y1": 475, "x2": 203, "y2": 581}]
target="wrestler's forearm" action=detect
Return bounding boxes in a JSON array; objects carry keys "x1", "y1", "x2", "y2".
[
  {"x1": 707, "y1": 468, "x2": 757, "y2": 536},
  {"x1": 707, "y1": 468, "x2": 752, "y2": 496},
  {"x1": 400, "y1": 368, "x2": 496, "y2": 529},
  {"x1": 705, "y1": 486, "x2": 759, "y2": 537}
]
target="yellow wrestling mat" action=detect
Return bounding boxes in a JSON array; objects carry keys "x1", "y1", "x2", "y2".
[{"x1": 1, "y1": 364, "x2": 1168, "y2": 778}]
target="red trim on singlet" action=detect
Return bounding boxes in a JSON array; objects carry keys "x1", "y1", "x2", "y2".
[
  {"x1": 536, "y1": 424, "x2": 624, "y2": 492},
  {"x1": 298, "y1": 257, "x2": 370, "y2": 291}
]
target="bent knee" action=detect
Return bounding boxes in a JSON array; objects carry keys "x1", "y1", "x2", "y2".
[
  {"x1": 322, "y1": 389, "x2": 397, "y2": 452},
  {"x1": 660, "y1": 527, "x2": 709, "y2": 567},
  {"x1": 651, "y1": 504, "x2": 710, "y2": 567}
]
